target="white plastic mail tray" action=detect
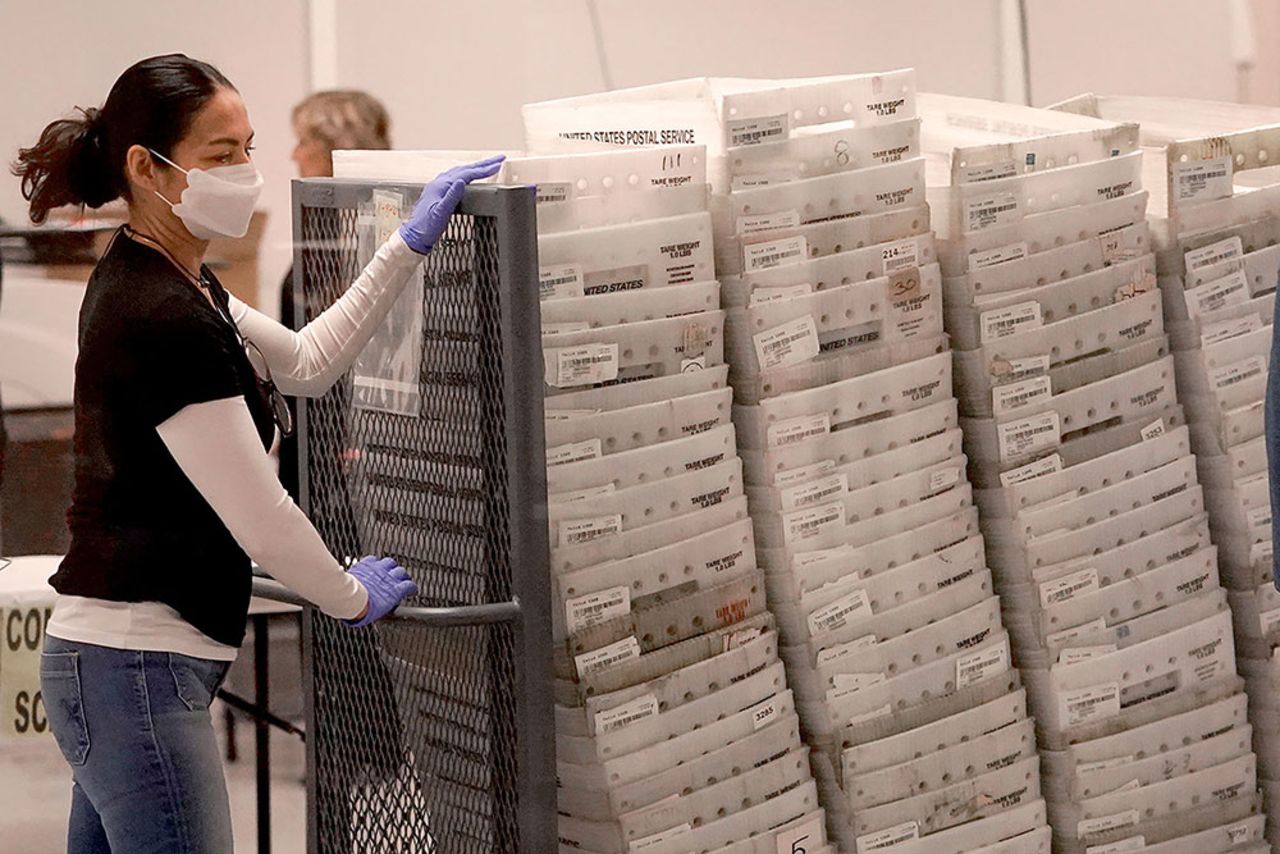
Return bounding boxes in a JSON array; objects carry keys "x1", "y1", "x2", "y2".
[
  {"x1": 505, "y1": 144, "x2": 707, "y2": 198},
  {"x1": 624, "y1": 780, "x2": 820, "y2": 854},
  {"x1": 1070, "y1": 722, "x2": 1252, "y2": 801},
  {"x1": 727, "y1": 116, "x2": 920, "y2": 184},
  {"x1": 748, "y1": 427, "x2": 964, "y2": 516},
  {"x1": 538, "y1": 212, "x2": 715, "y2": 297},
  {"x1": 718, "y1": 205, "x2": 930, "y2": 276},
  {"x1": 740, "y1": 398, "x2": 958, "y2": 486},
  {"x1": 733, "y1": 350, "x2": 951, "y2": 450},
  {"x1": 726, "y1": 157, "x2": 926, "y2": 230},
  {"x1": 1025, "y1": 510, "x2": 1211, "y2": 590},
  {"x1": 547, "y1": 423, "x2": 736, "y2": 497},
  {"x1": 541, "y1": 279, "x2": 720, "y2": 331},
  {"x1": 545, "y1": 363, "x2": 728, "y2": 413},
  {"x1": 733, "y1": 334, "x2": 948, "y2": 406},
  {"x1": 1038, "y1": 587, "x2": 1226, "y2": 665},
  {"x1": 947, "y1": 122, "x2": 1140, "y2": 186},
  {"x1": 886, "y1": 800, "x2": 1048, "y2": 854},
  {"x1": 951, "y1": 222, "x2": 1151, "y2": 305},
  {"x1": 544, "y1": 386, "x2": 732, "y2": 458},
  {"x1": 542, "y1": 311, "x2": 725, "y2": 393},
  {"x1": 721, "y1": 234, "x2": 937, "y2": 308}
]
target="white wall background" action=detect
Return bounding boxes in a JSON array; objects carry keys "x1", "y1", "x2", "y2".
[{"x1": 4, "y1": 0, "x2": 1280, "y2": 318}]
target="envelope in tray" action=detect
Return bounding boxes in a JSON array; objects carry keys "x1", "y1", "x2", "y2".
[
  {"x1": 842, "y1": 687, "x2": 1029, "y2": 779},
  {"x1": 734, "y1": 333, "x2": 949, "y2": 405},
  {"x1": 537, "y1": 211, "x2": 715, "y2": 298},
  {"x1": 947, "y1": 255, "x2": 1156, "y2": 352},
  {"x1": 541, "y1": 280, "x2": 721, "y2": 332},
  {"x1": 720, "y1": 234, "x2": 937, "y2": 308},
  {"x1": 552, "y1": 516, "x2": 756, "y2": 640},
  {"x1": 748, "y1": 427, "x2": 964, "y2": 515},
  {"x1": 734, "y1": 350, "x2": 952, "y2": 451},
  {"x1": 557, "y1": 661, "x2": 787, "y2": 767},
  {"x1": 545, "y1": 364, "x2": 728, "y2": 414},
  {"x1": 555, "y1": 691, "x2": 801, "y2": 818},
  {"x1": 1055, "y1": 794, "x2": 1264, "y2": 854},
  {"x1": 550, "y1": 495, "x2": 749, "y2": 575},
  {"x1": 900, "y1": 812, "x2": 1049, "y2": 854},
  {"x1": 825, "y1": 631, "x2": 1013, "y2": 731},
  {"x1": 1033, "y1": 609, "x2": 1236, "y2": 736},
  {"x1": 718, "y1": 204, "x2": 930, "y2": 275},
  {"x1": 1134, "y1": 813, "x2": 1267, "y2": 854},
  {"x1": 741, "y1": 399, "x2": 958, "y2": 486},
  {"x1": 557, "y1": 628, "x2": 778, "y2": 738},
  {"x1": 545, "y1": 387, "x2": 732, "y2": 461},
  {"x1": 703, "y1": 810, "x2": 831, "y2": 854},
  {"x1": 941, "y1": 191, "x2": 1149, "y2": 271},
  {"x1": 725, "y1": 264, "x2": 943, "y2": 376},
  {"x1": 542, "y1": 310, "x2": 725, "y2": 393},
  {"x1": 949, "y1": 222, "x2": 1151, "y2": 304},
  {"x1": 617, "y1": 780, "x2": 821, "y2": 854},
  {"x1": 977, "y1": 425, "x2": 1191, "y2": 519},
  {"x1": 725, "y1": 157, "x2": 926, "y2": 230},
  {"x1": 727, "y1": 115, "x2": 920, "y2": 184},
  {"x1": 848, "y1": 755, "x2": 1040, "y2": 842},
  {"x1": 1176, "y1": 324, "x2": 1271, "y2": 413}
]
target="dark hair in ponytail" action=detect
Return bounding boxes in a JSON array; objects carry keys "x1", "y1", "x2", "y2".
[{"x1": 11, "y1": 54, "x2": 234, "y2": 224}]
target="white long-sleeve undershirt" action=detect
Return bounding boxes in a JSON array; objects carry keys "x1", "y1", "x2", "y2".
[{"x1": 228, "y1": 230, "x2": 422, "y2": 396}]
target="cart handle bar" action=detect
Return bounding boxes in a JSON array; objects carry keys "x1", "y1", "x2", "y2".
[{"x1": 250, "y1": 577, "x2": 521, "y2": 627}]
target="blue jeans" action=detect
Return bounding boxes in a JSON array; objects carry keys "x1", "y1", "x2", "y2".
[{"x1": 40, "y1": 636, "x2": 234, "y2": 853}]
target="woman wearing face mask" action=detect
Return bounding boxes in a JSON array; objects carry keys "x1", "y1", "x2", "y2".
[{"x1": 12, "y1": 53, "x2": 501, "y2": 853}]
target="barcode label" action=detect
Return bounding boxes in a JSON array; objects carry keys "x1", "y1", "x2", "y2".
[
  {"x1": 960, "y1": 160, "x2": 1018, "y2": 183},
  {"x1": 731, "y1": 171, "x2": 796, "y2": 191},
  {"x1": 956, "y1": 638, "x2": 1009, "y2": 688},
  {"x1": 992, "y1": 375, "x2": 1052, "y2": 418},
  {"x1": 565, "y1": 585, "x2": 631, "y2": 633},
  {"x1": 728, "y1": 113, "x2": 788, "y2": 147},
  {"x1": 1186, "y1": 270, "x2": 1249, "y2": 317},
  {"x1": 971, "y1": 241, "x2": 1028, "y2": 270},
  {"x1": 1186, "y1": 236, "x2": 1243, "y2": 272},
  {"x1": 965, "y1": 192, "x2": 1020, "y2": 232},
  {"x1": 784, "y1": 502, "x2": 844, "y2": 545},
  {"x1": 535, "y1": 182, "x2": 571, "y2": 205},
  {"x1": 879, "y1": 237, "x2": 921, "y2": 274},
  {"x1": 775, "y1": 458, "x2": 837, "y2": 487},
  {"x1": 1202, "y1": 313, "x2": 1262, "y2": 346},
  {"x1": 1078, "y1": 810, "x2": 1140, "y2": 837},
  {"x1": 750, "y1": 283, "x2": 813, "y2": 306},
  {"x1": 539, "y1": 264, "x2": 584, "y2": 300},
  {"x1": 997, "y1": 410, "x2": 1061, "y2": 464},
  {"x1": 768, "y1": 413, "x2": 831, "y2": 448},
  {"x1": 781, "y1": 473, "x2": 849, "y2": 511},
  {"x1": 550, "y1": 343, "x2": 618, "y2": 388},
  {"x1": 754, "y1": 315, "x2": 821, "y2": 370},
  {"x1": 744, "y1": 236, "x2": 808, "y2": 272},
  {"x1": 559, "y1": 514, "x2": 623, "y2": 548},
  {"x1": 630, "y1": 822, "x2": 691, "y2": 851},
  {"x1": 856, "y1": 820, "x2": 919, "y2": 853},
  {"x1": 1175, "y1": 156, "x2": 1232, "y2": 205},
  {"x1": 1040, "y1": 567, "x2": 1099, "y2": 607},
  {"x1": 1085, "y1": 834, "x2": 1145, "y2": 854},
  {"x1": 1061, "y1": 682, "x2": 1120, "y2": 727},
  {"x1": 1060, "y1": 645, "x2": 1117, "y2": 666},
  {"x1": 1100, "y1": 231, "x2": 1142, "y2": 263},
  {"x1": 1046, "y1": 617, "x2": 1107, "y2": 648},
  {"x1": 1141, "y1": 419, "x2": 1165, "y2": 442},
  {"x1": 593, "y1": 692, "x2": 658, "y2": 735},
  {"x1": 832, "y1": 671, "x2": 886, "y2": 696},
  {"x1": 816, "y1": 633, "x2": 877, "y2": 667},
  {"x1": 738, "y1": 209, "x2": 801, "y2": 236},
  {"x1": 928, "y1": 466, "x2": 962, "y2": 493},
  {"x1": 544, "y1": 408, "x2": 599, "y2": 422},
  {"x1": 980, "y1": 300, "x2": 1043, "y2": 343},
  {"x1": 1251, "y1": 540, "x2": 1274, "y2": 564},
  {"x1": 1247, "y1": 505, "x2": 1271, "y2": 531},
  {"x1": 549, "y1": 483, "x2": 616, "y2": 504},
  {"x1": 808, "y1": 589, "x2": 873, "y2": 635},
  {"x1": 574, "y1": 636, "x2": 640, "y2": 678},
  {"x1": 792, "y1": 544, "x2": 857, "y2": 571},
  {"x1": 546, "y1": 438, "x2": 602, "y2": 467},
  {"x1": 751, "y1": 696, "x2": 780, "y2": 730},
  {"x1": 1077, "y1": 754, "x2": 1136, "y2": 774},
  {"x1": 724, "y1": 626, "x2": 763, "y2": 652},
  {"x1": 542, "y1": 321, "x2": 591, "y2": 336},
  {"x1": 1000, "y1": 453, "x2": 1063, "y2": 486},
  {"x1": 1210, "y1": 355, "x2": 1266, "y2": 392},
  {"x1": 993, "y1": 353, "x2": 1051, "y2": 384}
]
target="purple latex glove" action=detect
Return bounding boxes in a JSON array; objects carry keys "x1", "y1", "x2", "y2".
[
  {"x1": 344, "y1": 556, "x2": 418, "y2": 627},
  {"x1": 398, "y1": 155, "x2": 506, "y2": 254}
]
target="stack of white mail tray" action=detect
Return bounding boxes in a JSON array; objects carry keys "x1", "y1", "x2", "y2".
[{"x1": 920, "y1": 93, "x2": 1268, "y2": 853}]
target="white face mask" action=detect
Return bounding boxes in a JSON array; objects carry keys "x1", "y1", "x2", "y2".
[{"x1": 150, "y1": 149, "x2": 263, "y2": 240}]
